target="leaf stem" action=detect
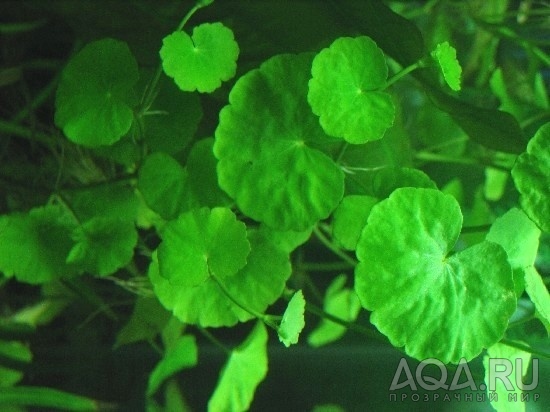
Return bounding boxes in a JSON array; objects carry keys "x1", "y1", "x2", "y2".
[
  {"x1": 299, "y1": 261, "x2": 355, "y2": 272},
  {"x1": 0, "y1": 119, "x2": 54, "y2": 146},
  {"x1": 383, "y1": 61, "x2": 423, "y2": 90},
  {"x1": 461, "y1": 224, "x2": 492, "y2": 234},
  {"x1": 415, "y1": 151, "x2": 511, "y2": 172},
  {"x1": 313, "y1": 225, "x2": 358, "y2": 267},
  {"x1": 499, "y1": 338, "x2": 550, "y2": 361},
  {"x1": 197, "y1": 326, "x2": 231, "y2": 355}
]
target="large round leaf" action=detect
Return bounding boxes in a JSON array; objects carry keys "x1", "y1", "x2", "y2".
[
  {"x1": 160, "y1": 22, "x2": 239, "y2": 93},
  {"x1": 355, "y1": 188, "x2": 516, "y2": 363},
  {"x1": 308, "y1": 36, "x2": 395, "y2": 144},
  {"x1": 55, "y1": 38, "x2": 138, "y2": 147},
  {"x1": 511, "y1": 122, "x2": 550, "y2": 232},
  {"x1": 214, "y1": 53, "x2": 344, "y2": 231},
  {"x1": 157, "y1": 207, "x2": 250, "y2": 287},
  {"x1": 150, "y1": 229, "x2": 291, "y2": 327}
]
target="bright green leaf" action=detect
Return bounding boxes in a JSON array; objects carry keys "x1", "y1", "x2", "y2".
[
  {"x1": 66, "y1": 217, "x2": 137, "y2": 276},
  {"x1": 160, "y1": 23, "x2": 239, "y2": 93},
  {"x1": 483, "y1": 342, "x2": 531, "y2": 412},
  {"x1": 332, "y1": 195, "x2": 378, "y2": 251},
  {"x1": 0, "y1": 386, "x2": 105, "y2": 411},
  {"x1": 278, "y1": 290, "x2": 306, "y2": 347},
  {"x1": 308, "y1": 275, "x2": 361, "y2": 347},
  {"x1": 55, "y1": 38, "x2": 138, "y2": 147},
  {"x1": 143, "y1": 74, "x2": 202, "y2": 154},
  {"x1": 150, "y1": 228, "x2": 291, "y2": 327},
  {"x1": 486, "y1": 208, "x2": 541, "y2": 296},
  {"x1": 355, "y1": 188, "x2": 516, "y2": 363},
  {"x1": 138, "y1": 152, "x2": 190, "y2": 220},
  {"x1": 186, "y1": 138, "x2": 231, "y2": 208},
  {"x1": 214, "y1": 52, "x2": 344, "y2": 231},
  {"x1": 524, "y1": 267, "x2": 550, "y2": 335},
  {"x1": 208, "y1": 322, "x2": 268, "y2": 412},
  {"x1": 157, "y1": 207, "x2": 250, "y2": 286},
  {"x1": 511, "y1": 122, "x2": 550, "y2": 232},
  {"x1": 431, "y1": 42, "x2": 462, "y2": 91},
  {"x1": 114, "y1": 297, "x2": 171, "y2": 349},
  {"x1": 147, "y1": 335, "x2": 198, "y2": 397},
  {"x1": 0, "y1": 205, "x2": 77, "y2": 284},
  {"x1": 308, "y1": 36, "x2": 395, "y2": 143},
  {"x1": 257, "y1": 225, "x2": 312, "y2": 254},
  {"x1": 0, "y1": 341, "x2": 32, "y2": 387}
]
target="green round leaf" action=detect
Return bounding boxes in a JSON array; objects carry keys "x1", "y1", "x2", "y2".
[
  {"x1": 157, "y1": 207, "x2": 250, "y2": 286},
  {"x1": 55, "y1": 38, "x2": 138, "y2": 147},
  {"x1": 150, "y1": 229, "x2": 291, "y2": 327},
  {"x1": 138, "y1": 152, "x2": 189, "y2": 220},
  {"x1": 214, "y1": 53, "x2": 344, "y2": 231},
  {"x1": 431, "y1": 42, "x2": 462, "y2": 91},
  {"x1": 0, "y1": 205, "x2": 77, "y2": 284},
  {"x1": 332, "y1": 195, "x2": 378, "y2": 251},
  {"x1": 66, "y1": 217, "x2": 138, "y2": 277},
  {"x1": 355, "y1": 188, "x2": 516, "y2": 363},
  {"x1": 278, "y1": 290, "x2": 306, "y2": 347},
  {"x1": 160, "y1": 22, "x2": 239, "y2": 93},
  {"x1": 308, "y1": 36, "x2": 395, "y2": 144},
  {"x1": 511, "y1": 122, "x2": 550, "y2": 232}
]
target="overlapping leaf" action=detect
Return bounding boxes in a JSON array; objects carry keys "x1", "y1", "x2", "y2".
[
  {"x1": 524, "y1": 267, "x2": 550, "y2": 335},
  {"x1": 308, "y1": 36, "x2": 395, "y2": 144},
  {"x1": 157, "y1": 207, "x2": 250, "y2": 286},
  {"x1": 278, "y1": 290, "x2": 306, "y2": 347},
  {"x1": 308, "y1": 275, "x2": 361, "y2": 347},
  {"x1": 160, "y1": 23, "x2": 239, "y2": 93},
  {"x1": 0, "y1": 340, "x2": 32, "y2": 387},
  {"x1": 431, "y1": 42, "x2": 462, "y2": 91},
  {"x1": 355, "y1": 188, "x2": 516, "y2": 363},
  {"x1": 138, "y1": 152, "x2": 190, "y2": 220},
  {"x1": 332, "y1": 195, "x2": 378, "y2": 251},
  {"x1": 208, "y1": 322, "x2": 268, "y2": 412},
  {"x1": 214, "y1": 52, "x2": 344, "y2": 231},
  {"x1": 150, "y1": 228, "x2": 291, "y2": 327},
  {"x1": 0, "y1": 205, "x2": 77, "y2": 284},
  {"x1": 511, "y1": 122, "x2": 550, "y2": 232},
  {"x1": 486, "y1": 208, "x2": 541, "y2": 296},
  {"x1": 55, "y1": 38, "x2": 138, "y2": 147}
]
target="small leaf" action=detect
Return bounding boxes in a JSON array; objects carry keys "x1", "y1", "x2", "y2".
[
  {"x1": 483, "y1": 342, "x2": 531, "y2": 412},
  {"x1": 486, "y1": 208, "x2": 541, "y2": 296},
  {"x1": 0, "y1": 205, "x2": 77, "y2": 284},
  {"x1": 370, "y1": 167, "x2": 437, "y2": 199},
  {"x1": 431, "y1": 42, "x2": 462, "y2": 91},
  {"x1": 332, "y1": 195, "x2": 378, "y2": 251},
  {"x1": 157, "y1": 207, "x2": 250, "y2": 286},
  {"x1": 511, "y1": 122, "x2": 550, "y2": 232},
  {"x1": 147, "y1": 335, "x2": 198, "y2": 397},
  {"x1": 55, "y1": 38, "x2": 138, "y2": 147},
  {"x1": 150, "y1": 229, "x2": 291, "y2": 327},
  {"x1": 214, "y1": 52, "x2": 344, "y2": 231},
  {"x1": 355, "y1": 188, "x2": 516, "y2": 363},
  {"x1": 308, "y1": 36, "x2": 395, "y2": 143},
  {"x1": 160, "y1": 23, "x2": 239, "y2": 93},
  {"x1": 278, "y1": 290, "x2": 306, "y2": 347},
  {"x1": 308, "y1": 275, "x2": 361, "y2": 347},
  {"x1": 208, "y1": 322, "x2": 268, "y2": 412},
  {"x1": 114, "y1": 297, "x2": 171, "y2": 349},
  {"x1": 138, "y1": 152, "x2": 190, "y2": 220}
]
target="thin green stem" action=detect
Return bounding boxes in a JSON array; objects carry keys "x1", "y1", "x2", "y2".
[
  {"x1": 313, "y1": 225, "x2": 358, "y2": 267},
  {"x1": 499, "y1": 338, "x2": 550, "y2": 361},
  {"x1": 299, "y1": 261, "x2": 355, "y2": 272},
  {"x1": 415, "y1": 151, "x2": 511, "y2": 172},
  {"x1": 211, "y1": 274, "x2": 278, "y2": 330},
  {"x1": 12, "y1": 71, "x2": 61, "y2": 124},
  {"x1": 383, "y1": 61, "x2": 423, "y2": 90},
  {"x1": 334, "y1": 141, "x2": 348, "y2": 164},
  {"x1": 0, "y1": 119, "x2": 53, "y2": 146},
  {"x1": 461, "y1": 224, "x2": 492, "y2": 234},
  {"x1": 197, "y1": 326, "x2": 231, "y2": 355}
]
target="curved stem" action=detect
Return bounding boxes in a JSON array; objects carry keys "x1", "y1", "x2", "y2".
[
  {"x1": 313, "y1": 225, "x2": 358, "y2": 267},
  {"x1": 500, "y1": 338, "x2": 550, "y2": 361},
  {"x1": 383, "y1": 61, "x2": 423, "y2": 90}
]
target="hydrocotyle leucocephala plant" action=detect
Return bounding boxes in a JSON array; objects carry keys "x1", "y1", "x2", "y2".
[{"x1": 0, "y1": 0, "x2": 549, "y2": 410}]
